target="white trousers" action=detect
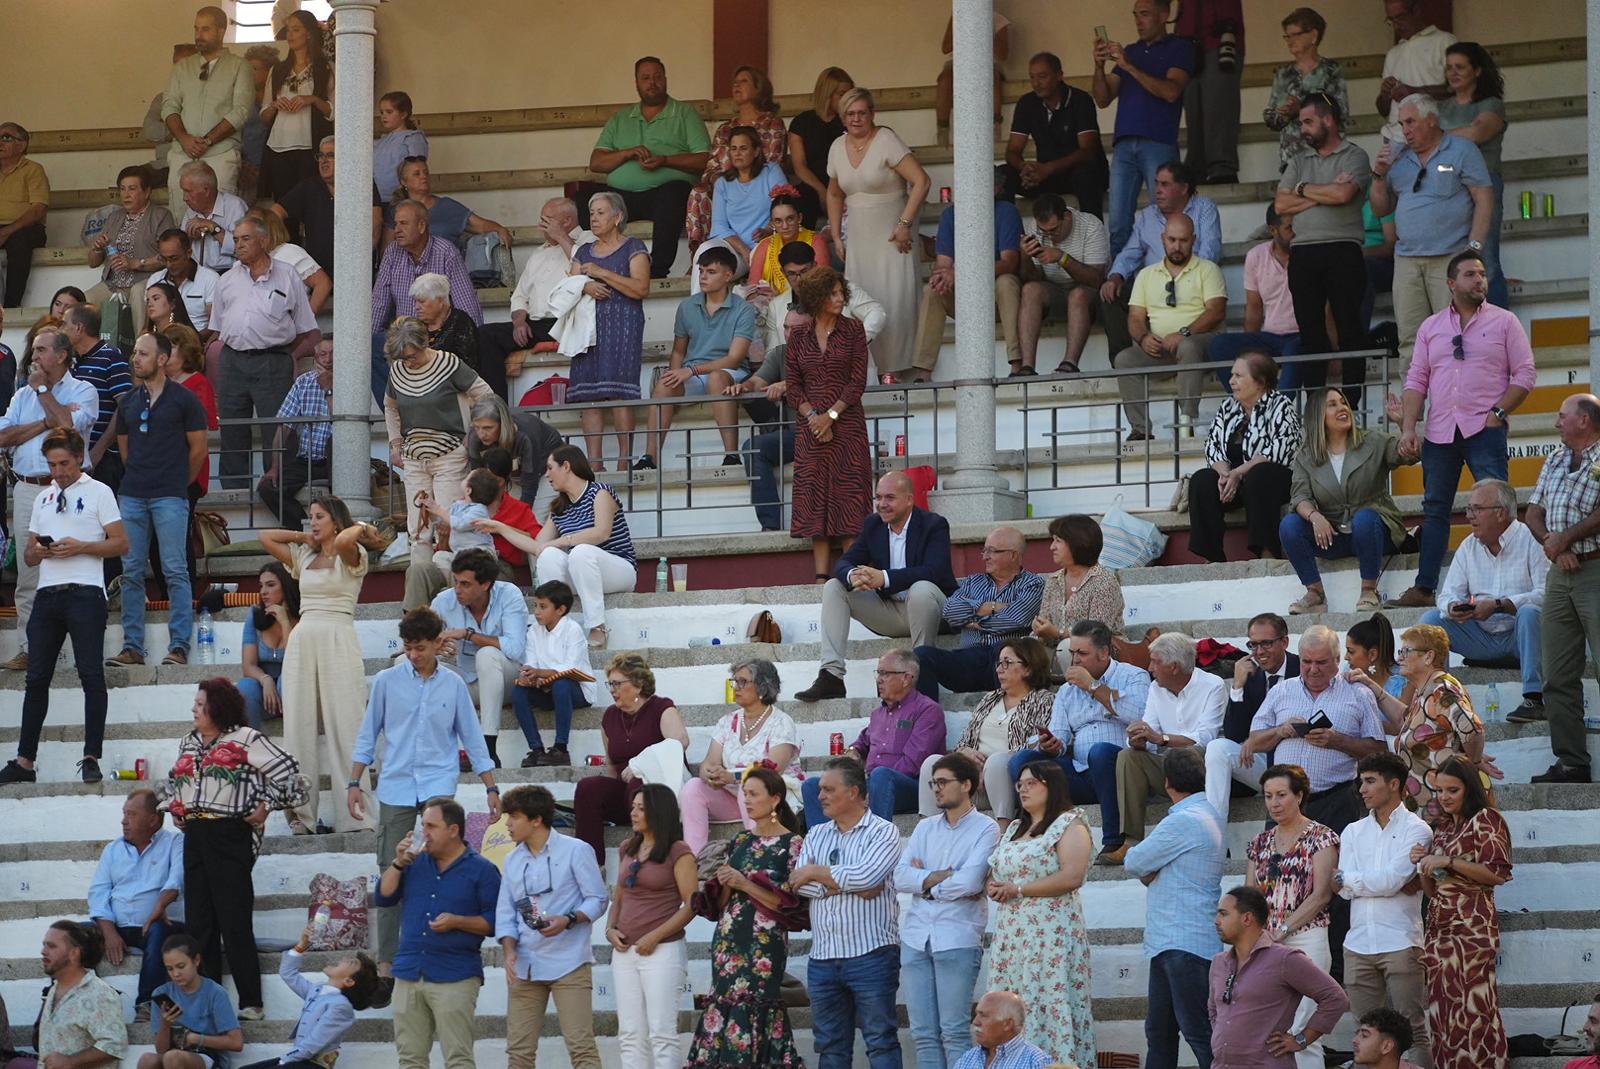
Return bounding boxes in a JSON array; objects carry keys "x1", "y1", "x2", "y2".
[
  {"x1": 1204, "y1": 738, "x2": 1267, "y2": 822},
  {"x1": 1284, "y1": 926, "x2": 1332, "y2": 1069},
  {"x1": 612, "y1": 939, "x2": 686, "y2": 1069},
  {"x1": 462, "y1": 645, "x2": 521, "y2": 738},
  {"x1": 534, "y1": 544, "x2": 637, "y2": 631}
]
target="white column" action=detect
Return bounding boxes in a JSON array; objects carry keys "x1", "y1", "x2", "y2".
[
  {"x1": 1590, "y1": 0, "x2": 1600, "y2": 387},
  {"x1": 929, "y1": 0, "x2": 1025, "y2": 522},
  {"x1": 331, "y1": 0, "x2": 378, "y2": 517}
]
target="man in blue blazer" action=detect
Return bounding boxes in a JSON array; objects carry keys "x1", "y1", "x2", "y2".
[{"x1": 797, "y1": 471, "x2": 958, "y2": 701}]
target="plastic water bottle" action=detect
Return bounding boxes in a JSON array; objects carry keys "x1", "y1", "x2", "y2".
[
  {"x1": 687, "y1": 637, "x2": 722, "y2": 647},
  {"x1": 196, "y1": 609, "x2": 216, "y2": 665},
  {"x1": 1485, "y1": 682, "x2": 1501, "y2": 723},
  {"x1": 312, "y1": 902, "x2": 332, "y2": 935},
  {"x1": 655, "y1": 556, "x2": 669, "y2": 593}
]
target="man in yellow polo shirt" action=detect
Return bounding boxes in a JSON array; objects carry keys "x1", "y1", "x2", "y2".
[
  {"x1": 574, "y1": 56, "x2": 711, "y2": 279},
  {"x1": 0, "y1": 121, "x2": 51, "y2": 309},
  {"x1": 1114, "y1": 213, "x2": 1226, "y2": 442}
]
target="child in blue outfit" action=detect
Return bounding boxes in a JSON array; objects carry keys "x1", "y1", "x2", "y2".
[
  {"x1": 143, "y1": 933, "x2": 243, "y2": 1069},
  {"x1": 237, "y1": 924, "x2": 380, "y2": 1069}
]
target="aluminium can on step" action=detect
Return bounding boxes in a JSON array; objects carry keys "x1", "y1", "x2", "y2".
[
  {"x1": 830, "y1": 732, "x2": 844, "y2": 756},
  {"x1": 135, "y1": 758, "x2": 148, "y2": 781}
]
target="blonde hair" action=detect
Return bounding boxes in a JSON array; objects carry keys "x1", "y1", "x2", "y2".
[
  {"x1": 839, "y1": 86, "x2": 876, "y2": 117},
  {"x1": 1301, "y1": 388, "x2": 1368, "y2": 467},
  {"x1": 1400, "y1": 624, "x2": 1451, "y2": 668},
  {"x1": 245, "y1": 207, "x2": 291, "y2": 251},
  {"x1": 811, "y1": 66, "x2": 854, "y2": 118}
]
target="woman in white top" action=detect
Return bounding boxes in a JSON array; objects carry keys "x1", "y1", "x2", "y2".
[
  {"x1": 247, "y1": 208, "x2": 330, "y2": 314},
  {"x1": 257, "y1": 11, "x2": 333, "y2": 199},
  {"x1": 680, "y1": 658, "x2": 801, "y2": 853}
]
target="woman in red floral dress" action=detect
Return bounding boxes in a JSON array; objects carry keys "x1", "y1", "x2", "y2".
[
  {"x1": 785, "y1": 265, "x2": 872, "y2": 581},
  {"x1": 160, "y1": 678, "x2": 308, "y2": 1019},
  {"x1": 1411, "y1": 754, "x2": 1514, "y2": 1069}
]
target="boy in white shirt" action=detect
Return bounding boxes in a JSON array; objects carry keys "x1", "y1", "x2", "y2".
[{"x1": 511, "y1": 581, "x2": 596, "y2": 768}]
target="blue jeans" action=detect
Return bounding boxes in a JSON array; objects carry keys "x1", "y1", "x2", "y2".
[
  {"x1": 743, "y1": 426, "x2": 796, "y2": 531},
  {"x1": 913, "y1": 643, "x2": 1000, "y2": 701},
  {"x1": 1208, "y1": 331, "x2": 1302, "y2": 392},
  {"x1": 1486, "y1": 172, "x2": 1509, "y2": 308},
  {"x1": 1416, "y1": 427, "x2": 1508, "y2": 591},
  {"x1": 1421, "y1": 605, "x2": 1544, "y2": 696},
  {"x1": 512, "y1": 679, "x2": 590, "y2": 749},
  {"x1": 901, "y1": 943, "x2": 983, "y2": 1069},
  {"x1": 120, "y1": 919, "x2": 183, "y2": 1006},
  {"x1": 1109, "y1": 137, "x2": 1179, "y2": 254},
  {"x1": 1279, "y1": 508, "x2": 1396, "y2": 585},
  {"x1": 238, "y1": 662, "x2": 283, "y2": 730},
  {"x1": 1009, "y1": 741, "x2": 1125, "y2": 845},
  {"x1": 119, "y1": 496, "x2": 193, "y2": 656},
  {"x1": 1146, "y1": 949, "x2": 1214, "y2": 1069},
  {"x1": 802, "y1": 766, "x2": 917, "y2": 827},
  {"x1": 808, "y1": 943, "x2": 902, "y2": 1069}
]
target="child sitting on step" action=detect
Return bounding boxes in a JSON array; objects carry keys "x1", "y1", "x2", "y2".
[{"x1": 237, "y1": 924, "x2": 380, "y2": 1069}]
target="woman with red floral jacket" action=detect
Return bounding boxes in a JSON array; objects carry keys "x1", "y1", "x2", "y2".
[{"x1": 159, "y1": 677, "x2": 308, "y2": 1020}]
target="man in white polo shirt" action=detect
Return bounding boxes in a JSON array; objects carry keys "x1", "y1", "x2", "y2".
[{"x1": 0, "y1": 427, "x2": 127, "y2": 786}]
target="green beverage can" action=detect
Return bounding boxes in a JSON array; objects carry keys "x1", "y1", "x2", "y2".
[
  {"x1": 1519, "y1": 191, "x2": 1533, "y2": 219},
  {"x1": 1543, "y1": 194, "x2": 1556, "y2": 218}
]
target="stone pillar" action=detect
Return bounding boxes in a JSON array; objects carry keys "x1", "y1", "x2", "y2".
[
  {"x1": 1590, "y1": 0, "x2": 1600, "y2": 388},
  {"x1": 929, "y1": 0, "x2": 1026, "y2": 523},
  {"x1": 331, "y1": 0, "x2": 378, "y2": 517}
]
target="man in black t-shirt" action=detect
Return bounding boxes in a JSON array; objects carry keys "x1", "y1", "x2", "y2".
[
  {"x1": 1006, "y1": 51, "x2": 1109, "y2": 216},
  {"x1": 271, "y1": 135, "x2": 382, "y2": 276}
]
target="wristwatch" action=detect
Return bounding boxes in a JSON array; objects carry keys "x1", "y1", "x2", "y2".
[
  {"x1": 827, "y1": 408, "x2": 839, "y2": 421},
  {"x1": 35, "y1": 384, "x2": 47, "y2": 395},
  {"x1": 1178, "y1": 326, "x2": 1193, "y2": 337},
  {"x1": 464, "y1": 627, "x2": 477, "y2": 640},
  {"x1": 1293, "y1": 1031, "x2": 1311, "y2": 1050},
  {"x1": 1467, "y1": 239, "x2": 1484, "y2": 251},
  {"x1": 1490, "y1": 405, "x2": 1510, "y2": 424},
  {"x1": 1159, "y1": 733, "x2": 1171, "y2": 747},
  {"x1": 564, "y1": 910, "x2": 580, "y2": 926},
  {"x1": 345, "y1": 779, "x2": 362, "y2": 790}
]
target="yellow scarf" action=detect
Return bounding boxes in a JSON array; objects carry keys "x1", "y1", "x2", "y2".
[{"x1": 763, "y1": 230, "x2": 816, "y2": 293}]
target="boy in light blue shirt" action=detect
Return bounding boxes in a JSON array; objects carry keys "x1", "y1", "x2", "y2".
[{"x1": 237, "y1": 924, "x2": 381, "y2": 1069}]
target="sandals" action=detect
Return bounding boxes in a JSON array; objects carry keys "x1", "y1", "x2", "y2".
[
  {"x1": 587, "y1": 625, "x2": 609, "y2": 650},
  {"x1": 1288, "y1": 589, "x2": 1327, "y2": 615},
  {"x1": 1355, "y1": 588, "x2": 1383, "y2": 611},
  {"x1": 1051, "y1": 361, "x2": 1080, "y2": 376}
]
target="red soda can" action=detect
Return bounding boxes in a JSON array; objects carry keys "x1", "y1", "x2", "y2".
[
  {"x1": 894, "y1": 434, "x2": 907, "y2": 457},
  {"x1": 940, "y1": 186, "x2": 952, "y2": 203},
  {"x1": 830, "y1": 732, "x2": 845, "y2": 756},
  {"x1": 135, "y1": 758, "x2": 148, "y2": 781},
  {"x1": 587, "y1": 754, "x2": 606, "y2": 767}
]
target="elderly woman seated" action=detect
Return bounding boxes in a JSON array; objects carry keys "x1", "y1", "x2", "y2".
[
  {"x1": 1031, "y1": 514, "x2": 1125, "y2": 672},
  {"x1": 1282, "y1": 387, "x2": 1414, "y2": 615},
  {"x1": 409, "y1": 271, "x2": 480, "y2": 380},
  {"x1": 1188, "y1": 350, "x2": 1302, "y2": 563}
]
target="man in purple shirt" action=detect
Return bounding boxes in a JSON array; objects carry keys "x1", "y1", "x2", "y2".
[
  {"x1": 801, "y1": 648, "x2": 946, "y2": 827},
  {"x1": 369, "y1": 199, "x2": 483, "y2": 404},
  {"x1": 1388, "y1": 249, "x2": 1535, "y2": 607},
  {"x1": 1208, "y1": 885, "x2": 1348, "y2": 1069},
  {"x1": 1091, "y1": 0, "x2": 1196, "y2": 255}
]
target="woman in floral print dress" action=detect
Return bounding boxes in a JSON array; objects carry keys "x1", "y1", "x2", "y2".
[
  {"x1": 985, "y1": 760, "x2": 1096, "y2": 1066},
  {"x1": 686, "y1": 767, "x2": 806, "y2": 1067}
]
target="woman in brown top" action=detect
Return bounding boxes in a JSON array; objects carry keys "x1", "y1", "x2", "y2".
[
  {"x1": 86, "y1": 165, "x2": 175, "y2": 328},
  {"x1": 573, "y1": 653, "x2": 690, "y2": 864},
  {"x1": 607, "y1": 784, "x2": 697, "y2": 1069},
  {"x1": 1031, "y1": 514, "x2": 1126, "y2": 671}
]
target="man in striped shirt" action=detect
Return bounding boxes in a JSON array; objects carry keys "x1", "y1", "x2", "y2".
[
  {"x1": 791, "y1": 757, "x2": 905, "y2": 1069},
  {"x1": 914, "y1": 526, "x2": 1045, "y2": 701}
]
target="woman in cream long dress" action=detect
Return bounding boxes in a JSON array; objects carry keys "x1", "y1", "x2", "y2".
[{"x1": 826, "y1": 87, "x2": 931, "y2": 379}]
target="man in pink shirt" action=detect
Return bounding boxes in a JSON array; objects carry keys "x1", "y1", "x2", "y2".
[
  {"x1": 1388, "y1": 249, "x2": 1535, "y2": 607},
  {"x1": 1208, "y1": 204, "x2": 1302, "y2": 391}
]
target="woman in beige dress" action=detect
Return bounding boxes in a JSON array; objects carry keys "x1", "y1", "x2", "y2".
[
  {"x1": 261, "y1": 495, "x2": 386, "y2": 834},
  {"x1": 826, "y1": 87, "x2": 931, "y2": 381}
]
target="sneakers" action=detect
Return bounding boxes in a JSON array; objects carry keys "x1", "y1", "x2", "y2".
[
  {"x1": 0, "y1": 760, "x2": 37, "y2": 785},
  {"x1": 1506, "y1": 697, "x2": 1545, "y2": 724},
  {"x1": 0, "y1": 653, "x2": 29, "y2": 672},
  {"x1": 1531, "y1": 762, "x2": 1592, "y2": 784},
  {"x1": 106, "y1": 649, "x2": 145, "y2": 668},
  {"x1": 794, "y1": 670, "x2": 846, "y2": 703},
  {"x1": 78, "y1": 758, "x2": 102, "y2": 784},
  {"x1": 721, "y1": 453, "x2": 741, "y2": 467},
  {"x1": 521, "y1": 748, "x2": 546, "y2": 768},
  {"x1": 541, "y1": 744, "x2": 571, "y2": 767},
  {"x1": 237, "y1": 1006, "x2": 265, "y2": 1022},
  {"x1": 1384, "y1": 586, "x2": 1435, "y2": 609},
  {"x1": 632, "y1": 455, "x2": 657, "y2": 471}
]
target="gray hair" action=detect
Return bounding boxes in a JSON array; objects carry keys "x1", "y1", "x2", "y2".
[
  {"x1": 822, "y1": 755, "x2": 867, "y2": 798},
  {"x1": 1397, "y1": 93, "x2": 1439, "y2": 122},
  {"x1": 884, "y1": 647, "x2": 921, "y2": 681},
  {"x1": 587, "y1": 190, "x2": 628, "y2": 225},
  {"x1": 1299, "y1": 624, "x2": 1340, "y2": 657},
  {"x1": 383, "y1": 316, "x2": 430, "y2": 362},
  {"x1": 1474, "y1": 478, "x2": 1518, "y2": 515},
  {"x1": 1148, "y1": 632, "x2": 1197, "y2": 672},
  {"x1": 318, "y1": 134, "x2": 336, "y2": 151},
  {"x1": 542, "y1": 196, "x2": 579, "y2": 227},
  {"x1": 177, "y1": 160, "x2": 218, "y2": 190},
  {"x1": 393, "y1": 198, "x2": 429, "y2": 226},
  {"x1": 731, "y1": 658, "x2": 782, "y2": 704},
  {"x1": 982, "y1": 990, "x2": 1027, "y2": 1028},
  {"x1": 408, "y1": 272, "x2": 451, "y2": 302}
]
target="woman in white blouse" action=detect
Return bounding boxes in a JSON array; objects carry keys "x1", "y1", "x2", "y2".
[{"x1": 680, "y1": 658, "x2": 801, "y2": 853}]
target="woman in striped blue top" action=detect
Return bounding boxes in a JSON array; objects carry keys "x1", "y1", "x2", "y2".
[{"x1": 476, "y1": 444, "x2": 636, "y2": 649}]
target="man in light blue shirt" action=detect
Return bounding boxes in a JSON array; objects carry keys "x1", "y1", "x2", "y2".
[
  {"x1": 1124, "y1": 745, "x2": 1224, "y2": 1069},
  {"x1": 428, "y1": 547, "x2": 529, "y2": 768},
  {"x1": 87, "y1": 789, "x2": 185, "y2": 1016},
  {"x1": 350, "y1": 606, "x2": 499, "y2": 987},
  {"x1": 894, "y1": 753, "x2": 1001, "y2": 1069},
  {"x1": 1007, "y1": 619, "x2": 1149, "y2": 857},
  {"x1": 496, "y1": 784, "x2": 608, "y2": 1069},
  {"x1": 951, "y1": 991, "x2": 1053, "y2": 1069}
]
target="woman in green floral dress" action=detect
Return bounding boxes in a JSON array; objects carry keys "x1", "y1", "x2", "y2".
[{"x1": 686, "y1": 766, "x2": 806, "y2": 1067}]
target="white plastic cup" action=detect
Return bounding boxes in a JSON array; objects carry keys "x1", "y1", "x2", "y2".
[
  {"x1": 549, "y1": 381, "x2": 568, "y2": 405},
  {"x1": 671, "y1": 563, "x2": 688, "y2": 592}
]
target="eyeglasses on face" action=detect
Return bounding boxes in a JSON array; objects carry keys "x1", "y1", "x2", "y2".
[
  {"x1": 1463, "y1": 503, "x2": 1505, "y2": 515},
  {"x1": 315, "y1": 153, "x2": 335, "y2": 161},
  {"x1": 729, "y1": 676, "x2": 754, "y2": 688},
  {"x1": 875, "y1": 669, "x2": 911, "y2": 679},
  {"x1": 0, "y1": 134, "x2": 25, "y2": 144},
  {"x1": 605, "y1": 678, "x2": 628, "y2": 690},
  {"x1": 1395, "y1": 646, "x2": 1418, "y2": 657},
  {"x1": 1246, "y1": 638, "x2": 1285, "y2": 651},
  {"x1": 995, "y1": 657, "x2": 1024, "y2": 668},
  {"x1": 980, "y1": 546, "x2": 1017, "y2": 556},
  {"x1": 927, "y1": 777, "x2": 959, "y2": 790}
]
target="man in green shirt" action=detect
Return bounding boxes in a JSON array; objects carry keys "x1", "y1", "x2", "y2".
[{"x1": 574, "y1": 56, "x2": 710, "y2": 278}]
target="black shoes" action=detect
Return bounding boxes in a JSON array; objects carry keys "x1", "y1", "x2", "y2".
[
  {"x1": 633, "y1": 455, "x2": 657, "y2": 471},
  {"x1": 1506, "y1": 697, "x2": 1546, "y2": 724},
  {"x1": 0, "y1": 760, "x2": 37, "y2": 785},
  {"x1": 541, "y1": 744, "x2": 571, "y2": 766},
  {"x1": 78, "y1": 758, "x2": 102, "y2": 784},
  {"x1": 721, "y1": 453, "x2": 741, "y2": 467},
  {"x1": 1531, "y1": 762, "x2": 1592, "y2": 784},
  {"x1": 521, "y1": 748, "x2": 545, "y2": 768},
  {"x1": 795, "y1": 670, "x2": 846, "y2": 702}
]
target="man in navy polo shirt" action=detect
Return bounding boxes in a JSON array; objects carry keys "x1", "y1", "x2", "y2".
[
  {"x1": 1091, "y1": 0, "x2": 1196, "y2": 256},
  {"x1": 107, "y1": 331, "x2": 208, "y2": 669}
]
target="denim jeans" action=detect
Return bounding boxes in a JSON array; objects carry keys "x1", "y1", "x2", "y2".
[
  {"x1": 901, "y1": 942, "x2": 983, "y2": 1069},
  {"x1": 20, "y1": 584, "x2": 109, "y2": 762},
  {"x1": 743, "y1": 426, "x2": 796, "y2": 531},
  {"x1": 1486, "y1": 172, "x2": 1509, "y2": 308},
  {"x1": 238, "y1": 661, "x2": 283, "y2": 730},
  {"x1": 913, "y1": 643, "x2": 1000, "y2": 701},
  {"x1": 808, "y1": 943, "x2": 902, "y2": 1069},
  {"x1": 1146, "y1": 949, "x2": 1214, "y2": 1069},
  {"x1": 119, "y1": 496, "x2": 193, "y2": 656},
  {"x1": 512, "y1": 679, "x2": 590, "y2": 750},
  {"x1": 1416, "y1": 426, "x2": 1508, "y2": 591},
  {"x1": 1009, "y1": 741, "x2": 1125, "y2": 844},
  {"x1": 1279, "y1": 508, "x2": 1396, "y2": 585},
  {"x1": 802, "y1": 766, "x2": 917, "y2": 827},
  {"x1": 119, "y1": 919, "x2": 183, "y2": 1006},
  {"x1": 1208, "y1": 331, "x2": 1302, "y2": 392},
  {"x1": 1420, "y1": 605, "x2": 1544, "y2": 696},
  {"x1": 1108, "y1": 137, "x2": 1179, "y2": 254}
]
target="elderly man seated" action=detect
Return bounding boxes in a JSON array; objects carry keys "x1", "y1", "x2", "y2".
[
  {"x1": 1420, "y1": 478, "x2": 1549, "y2": 722},
  {"x1": 87, "y1": 789, "x2": 185, "y2": 1021},
  {"x1": 912, "y1": 526, "x2": 1044, "y2": 702},
  {"x1": 426, "y1": 548, "x2": 528, "y2": 769},
  {"x1": 272, "y1": 135, "x2": 385, "y2": 276},
  {"x1": 952, "y1": 990, "x2": 1054, "y2": 1069},
  {"x1": 797, "y1": 471, "x2": 957, "y2": 702},
  {"x1": 478, "y1": 197, "x2": 592, "y2": 396},
  {"x1": 176, "y1": 160, "x2": 248, "y2": 272},
  {"x1": 800, "y1": 649, "x2": 946, "y2": 825},
  {"x1": 370, "y1": 198, "x2": 483, "y2": 404}
]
